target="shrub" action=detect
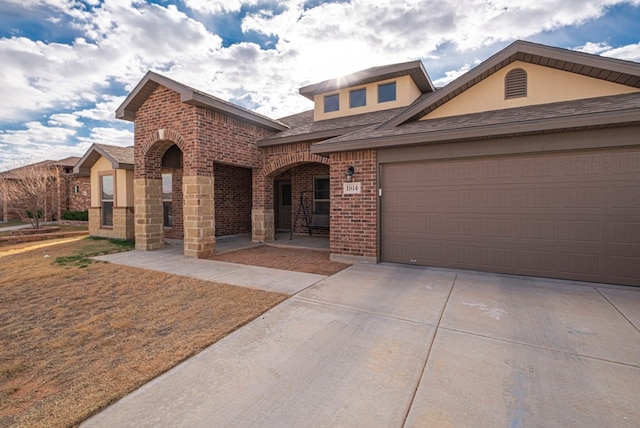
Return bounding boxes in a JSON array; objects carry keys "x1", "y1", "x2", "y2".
[
  {"x1": 62, "y1": 210, "x2": 89, "y2": 221},
  {"x1": 26, "y1": 209, "x2": 44, "y2": 219}
]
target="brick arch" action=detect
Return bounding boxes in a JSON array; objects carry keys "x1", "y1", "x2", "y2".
[
  {"x1": 263, "y1": 152, "x2": 330, "y2": 177},
  {"x1": 141, "y1": 128, "x2": 186, "y2": 157}
]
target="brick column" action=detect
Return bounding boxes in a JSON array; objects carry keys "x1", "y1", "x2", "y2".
[
  {"x1": 183, "y1": 175, "x2": 215, "y2": 258},
  {"x1": 134, "y1": 178, "x2": 164, "y2": 251}
]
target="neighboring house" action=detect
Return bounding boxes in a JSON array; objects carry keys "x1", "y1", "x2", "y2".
[
  {"x1": 74, "y1": 143, "x2": 135, "y2": 240},
  {"x1": 115, "y1": 40, "x2": 640, "y2": 286},
  {"x1": 0, "y1": 157, "x2": 90, "y2": 222}
]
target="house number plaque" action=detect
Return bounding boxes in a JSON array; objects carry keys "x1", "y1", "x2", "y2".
[{"x1": 343, "y1": 182, "x2": 362, "y2": 194}]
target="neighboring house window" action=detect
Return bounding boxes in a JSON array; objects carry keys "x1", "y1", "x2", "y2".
[
  {"x1": 313, "y1": 176, "x2": 330, "y2": 214},
  {"x1": 505, "y1": 68, "x2": 527, "y2": 99},
  {"x1": 324, "y1": 94, "x2": 339, "y2": 112},
  {"x1": 378, "y1": 82, "x2": 396, "y2": 103},
  {"x1": 101, "y1": 174, "x2": 113, "y2": 227},
  {"x1": 74, "y1": 185, "x2": 79, "y2": 194},
  {"x1": 350, "y1": 88, "x2": 366, "y2": 108},
  {"x1": 162, "y1": 173, "x2": 173, "y2": 228}
]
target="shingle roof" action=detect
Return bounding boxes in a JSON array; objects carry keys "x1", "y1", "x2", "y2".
[
  {"x1": 299, "y1": 60, "x2": 435, "y2": 100},
  {"x1": 116, "y1": 71, "x2": 288, "y2": 132},
  {"x1": 311, "y1": 92, "x2": 640, "y2": 154},
  {"x1": 95, "y1": 144, "x2": 134, "y2": 165},
  {"x1": 258, "y1": 106, "x2": 414, "y2": 146},
  {"x1": 73, "y1": 144, "x2": 134, "y2": 176}
]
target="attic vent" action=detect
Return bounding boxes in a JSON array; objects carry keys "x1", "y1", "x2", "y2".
[{"x1": 505, "y1": 68, "x2": 527, "y2": 99}]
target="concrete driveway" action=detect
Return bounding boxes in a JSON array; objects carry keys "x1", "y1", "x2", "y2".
[{"x1": 82, "y1": 263, "x2": 640, "y2": 427}]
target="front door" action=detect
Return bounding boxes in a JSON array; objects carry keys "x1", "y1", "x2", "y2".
[{"x1": 275, "y1": 180, "x2": 292, "y2": 231}]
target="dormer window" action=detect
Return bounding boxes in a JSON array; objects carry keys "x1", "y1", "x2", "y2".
[
  {"x1": 378, "y1": 82, "x2": 396, "y2": 103},
  {"x1": 324, "y1": 94, "x2": 339, "y2": 112},
  {"x1": 350, "y1": 88, "x2": 366, "y2": 108},
  {"x1": 505, "y1": 68, "x2": 527, "y2": 99}
]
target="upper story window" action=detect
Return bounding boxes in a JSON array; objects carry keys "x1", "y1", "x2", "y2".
[
  {"x1": 324, "y1": 94, "x2": 339, "y2": 113},
  {"x1": 349, "y1": 88, "x2": 366, "y2": 108},
  {"x1": 378, "y1": 82, "x2": 396, "y2": 103},
  {"x1": 505, "y1": 68, "x2": 527, "y2": 99},
  {"x1": 100, "y1": 174, "x2": 113, "y2": 227}
]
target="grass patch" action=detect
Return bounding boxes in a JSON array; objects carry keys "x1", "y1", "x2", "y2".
[
  {"x1": 0, "y1": 237, "x2": 287, "y2": 427},
  {"x1": 54, "y1": 238, "x2": 134, "y2": 268}
]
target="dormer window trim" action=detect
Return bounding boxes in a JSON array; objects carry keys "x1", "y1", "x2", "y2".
[{"x1": 324, "y1": 93, "x2": 340, "y2": 113}]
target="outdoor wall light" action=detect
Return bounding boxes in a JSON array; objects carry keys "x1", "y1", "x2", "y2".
[{"x1": 345, "y1": 165, "x2": 355, "y2": 182}]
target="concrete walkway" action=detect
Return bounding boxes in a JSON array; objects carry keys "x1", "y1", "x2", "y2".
[
  {"x1": 82, "y1": 260, "x2": 640, "y2": 427},
  {"x1": 94, "y1": 246, "x2": 325, "y2": 294}
]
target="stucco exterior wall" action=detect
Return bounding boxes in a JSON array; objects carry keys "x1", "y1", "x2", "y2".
[
  {"x1": 88, "y1": 155, "x2": 134, "y2": 240},
  {"x1": 424, "y1": 61, "x2": 640, "y2": 120},
  {"x1": 314, "y1": 75, "x2": 421, "y2": 121}
]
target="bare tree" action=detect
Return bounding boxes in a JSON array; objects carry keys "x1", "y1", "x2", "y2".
[{"x1": 0, "y1": 160, "x2": 59, "y2": 229}]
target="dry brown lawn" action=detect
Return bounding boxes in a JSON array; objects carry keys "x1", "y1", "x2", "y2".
[
  {"x1": 210, "y1": 245, "x2": 350, "y2": 276},
  {"x1": 0, "y1": 237, "x2": 287, "y2": 427}
]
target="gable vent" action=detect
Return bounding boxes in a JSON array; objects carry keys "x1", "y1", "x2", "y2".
[{"x1": 505, "y1": 68, "x2": 527, "y2": 99}]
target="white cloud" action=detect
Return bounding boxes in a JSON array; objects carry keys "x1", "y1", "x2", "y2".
[
  {"x1": 49, "y1": 113, "x2": 83, "y2": 127},
  {"x1": 600, "y1": 42, "x2": 640, "y2": 62},
  {"x1": 432, "y1": 63, "x2": 474, "y2": 88},
  {"x1": 77, "y1": 126, "x2": 134, "y2": 147},
  {"x1": 184, "y1": 0, "x2": 259, "y2": 14},
  {"x1": 1, "y1": 0, "x2": 639, "y2": 163}
]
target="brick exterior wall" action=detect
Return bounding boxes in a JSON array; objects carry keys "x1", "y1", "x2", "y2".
[
  {"x1": 329, "y1": 149, "x2": 378, "y2": 261},
  {"x1": 132, "y1": 85, "x2": 276, "y2": 256},
  {"x1": 68, "y1": 175, "x2": 91, "y2": 212},
  {"x1": 214, "y1": 163, "x2": 252, "y2": 236}
]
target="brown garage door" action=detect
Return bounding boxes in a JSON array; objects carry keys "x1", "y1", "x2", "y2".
[{"x1": 381, "y1": 148, "x2": 640, "y2": 286}]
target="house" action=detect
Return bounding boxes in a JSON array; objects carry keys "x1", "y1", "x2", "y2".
[
  {"x1": 74, "y1": 143, "x2": 135, "y2": 240},
  {"x1": 0, "y1": 157, "x2": 90, "y2": 223},
  {"x1": 114, "y1": 40, "x2": 640, "y2": 286}
]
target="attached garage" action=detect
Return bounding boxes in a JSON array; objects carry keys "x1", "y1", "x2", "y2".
[{"x1": 380, "y1": 143, "x2": 640, "y2": 286}]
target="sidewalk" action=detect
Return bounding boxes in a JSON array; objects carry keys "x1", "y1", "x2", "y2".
[{"x1": 94, "y1": 246, "x2": 326, "y2": 294}]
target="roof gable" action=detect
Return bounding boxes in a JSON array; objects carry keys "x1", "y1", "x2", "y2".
[
  {"x1": 423, "y1": 60, "x2": 640, "y2": 120},
  {"x1": 383, "y1": 40, "x2": 640, "y2": 128},
  {"x1": 74, "y1": 143, "x2": 134, "y2": 176},
  {"x1": 116, "y1": 71, "x2": 288, "y2": 132}
]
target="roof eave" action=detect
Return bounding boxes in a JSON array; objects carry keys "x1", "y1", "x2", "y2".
[
  {"x1": 185, "y1": 92, "x2": 288, "y2": 132},
  {"x1": 311, "y1": 109, "x2": 640, "y2": 155},
  {"x1": 115, "y1": 71, "x2": 287, "y2": 131},
  {"x1": 299, "y1": 60, "x2": 434, "y2": 99},
  {"x1": 73, "y1": 144, "x2": 134, "y2": 175}
]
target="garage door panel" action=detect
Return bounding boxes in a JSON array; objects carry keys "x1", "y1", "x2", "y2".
[{"x1": 381, "y1": 148, "x2": 640, "y2": 286}]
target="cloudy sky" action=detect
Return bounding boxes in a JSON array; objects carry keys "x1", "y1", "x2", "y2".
[{"x1": 1, "y1": 0, "x2": 639, "y2": 167}]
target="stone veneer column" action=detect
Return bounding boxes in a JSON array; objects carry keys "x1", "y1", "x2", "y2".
[
  {"x1": 134, "y1": 178, "x2": 164, "y2": 251},
  {"x1": 183, "y1": 175, "x2": 215, "y2": 258},
  {"x1": 252, "y1": 208, "x2": 274, "y2": 243}
]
